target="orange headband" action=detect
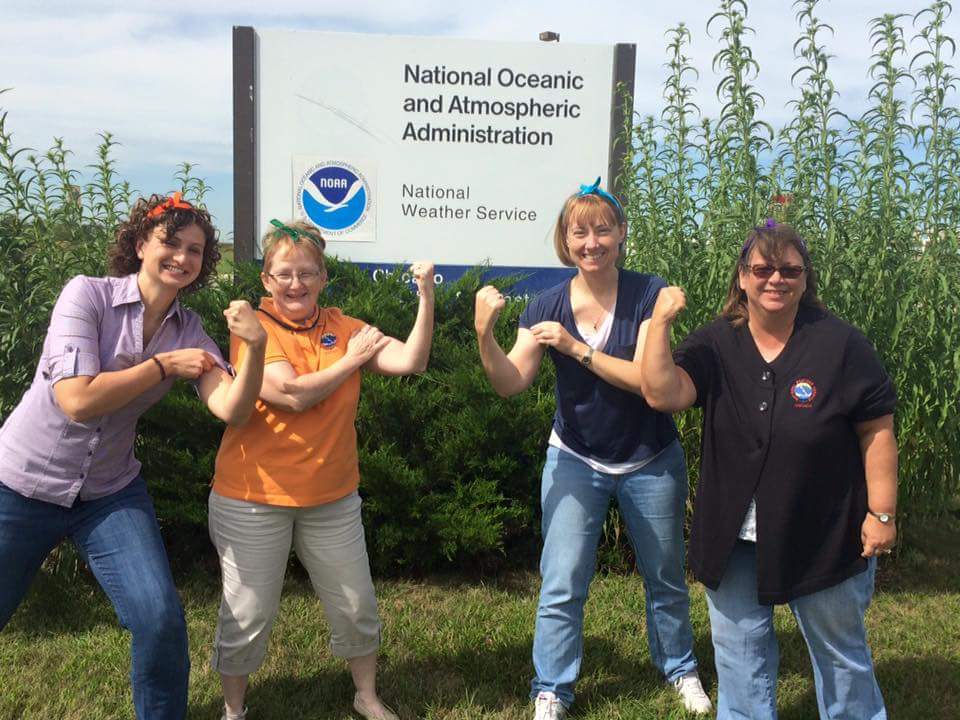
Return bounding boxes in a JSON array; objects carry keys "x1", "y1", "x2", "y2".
[{"x1": 146, "y1": 191, "x2": 193, "y2": 219}]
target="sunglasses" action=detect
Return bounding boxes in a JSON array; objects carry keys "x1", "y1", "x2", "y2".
[{"x1": 744, "y1": 264, "x2": 807, "y2": 280}]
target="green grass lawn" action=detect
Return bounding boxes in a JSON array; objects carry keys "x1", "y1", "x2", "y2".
[{"x1": 2, "y1": 516, "x2": 958, "y2": 720}]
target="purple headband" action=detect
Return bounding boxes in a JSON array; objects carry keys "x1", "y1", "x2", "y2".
[{"x1": 740, "y1": 218, "x2": 808, "y2": 259}]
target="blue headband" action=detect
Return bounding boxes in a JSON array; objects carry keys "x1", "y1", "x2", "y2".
[{"x1": 576, "y1": 177, "x2": 624, "y2": 218}]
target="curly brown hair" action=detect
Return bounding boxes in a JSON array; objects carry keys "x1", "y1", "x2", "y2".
[{"x1": 107, "y1": 193, "x2": 221, "y2": 294}]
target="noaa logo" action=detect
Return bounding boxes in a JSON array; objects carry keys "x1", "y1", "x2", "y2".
[
  {"x1": 790, "y1": 378, "x2": 817, "y2": 407},
  {"x1": 296, "y1": 161, "x2": 371, "y2": 235},
  {"x1": 320, "y1": 332, "x2": 338, "y2": 349}
]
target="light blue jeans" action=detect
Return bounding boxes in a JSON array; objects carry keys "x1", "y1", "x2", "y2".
[
  {"x1": 707, "y1": 541, "x2": 886, "y2": 719},
  {"x1": 530, "y1": 441, "x2": 698, "y2": 708}
]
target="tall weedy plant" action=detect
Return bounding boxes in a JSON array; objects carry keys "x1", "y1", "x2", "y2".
[{"x1": 619, "y1": 0, "x2": 960, "y2": 527}]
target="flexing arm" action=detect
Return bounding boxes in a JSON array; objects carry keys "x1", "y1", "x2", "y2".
[
  {"x1": 856, "y1": 413, "x2": 898, "y2": 557},
  {"x1": 475, "y1": 285, "x2": 543, "y2": 398},
  {"x1": 639, "y1": 286, "x2": 698, "y2": 412},
  {"x1": 364, "y1": 262, "x2": 435, "y2": 376},
  {"x1": 198, "y1": 301, "x2": 268, "y2": 425}
]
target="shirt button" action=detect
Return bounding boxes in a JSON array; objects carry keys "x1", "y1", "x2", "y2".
[
  {"x1": 79, "y1": 473, "x2": 85, "y2": 479},
  {"x1": 96, "y1": 427, "x2": 102, "y2": 433},
  {"x1": 87, "y1": 451, "x2": 93, "y2": 456},
  {"x1": 761, "y1": 371, "x2": 771, "y2": 382},
  {"x1": 759, "y1": 401, "x2": 769, "y2": 412}
]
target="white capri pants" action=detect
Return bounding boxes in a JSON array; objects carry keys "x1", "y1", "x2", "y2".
[{"x1": 208, "y1": 490, "x2": 381, "y2": 675}]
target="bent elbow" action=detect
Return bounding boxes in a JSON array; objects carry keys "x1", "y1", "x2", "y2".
[
  {"x1": 638, "y1": 379, "x2": 665, "y2": 410},
  {"x1": 59, "y1": 398, "x2": 89, "y2": 423},
  {"x1": 643, "y1": 392, "x2": 671, "y2": 412},
  {"x1": 221, "y1": 406, "x2": 251, "y2": 426},
  {"x1": 65, "y1": 409, "x2": 89, "y2": 423},
  {"x1": 494, "y1": 383, "x2": 522, "y2": 399},
  {"x1": 287, "y1": 396, "x2": 309, "y2": 414}
]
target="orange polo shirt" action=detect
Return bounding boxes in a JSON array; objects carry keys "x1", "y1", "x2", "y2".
[{"x1": 212, "y1": 297, "x2": 366, "y2": 507}]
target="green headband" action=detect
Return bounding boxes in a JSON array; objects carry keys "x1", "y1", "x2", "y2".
[{"x1": 268, "y1": 219, "x2": 325, "y2": 248}]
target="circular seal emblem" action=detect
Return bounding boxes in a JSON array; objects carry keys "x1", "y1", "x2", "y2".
[
  {"x1": 320, "y1": 332, "x2": 338, "y2": 349},
  {"x1": 790, "y1": 378, "x2": 817, "y2": 406},
  {"x1": 296, "y1": 161, "x2": 371, "y2": 235}
]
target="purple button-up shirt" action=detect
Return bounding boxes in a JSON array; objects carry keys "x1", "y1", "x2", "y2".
[{"x1": 0, "y1": 274, "x2": 226, "y2": 507}]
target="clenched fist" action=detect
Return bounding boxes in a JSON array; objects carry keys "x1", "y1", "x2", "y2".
[
  {"x1": 156, "y1": 348, "x2": 218, "y2": 380},
  {"x1": 409, "y1": 261, "x2": 436, "y2": 296},
  {"x1": 224, "y1": 300, "x2": 267, "y2": 348},
  {"x1": 475, "y1": 285, "x2": 506, "y2": 336},
  {"x1": 652, "y1": 286, "x2": 687, "y2": 325}
]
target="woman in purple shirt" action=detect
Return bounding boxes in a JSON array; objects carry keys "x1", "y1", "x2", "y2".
[{"x1": 0, "y1": 193, "x2": 267, "y2": 720}]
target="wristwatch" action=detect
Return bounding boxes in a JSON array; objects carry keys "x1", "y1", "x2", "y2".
[
  {"x1": 868, "y1": 510, "x2": 896, "y2": 524},
  {"x1": 580, "y1": 346, "x2": 595, "y2": 367}
]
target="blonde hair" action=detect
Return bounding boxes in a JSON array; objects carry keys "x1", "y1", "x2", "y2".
[
  {"x1": 261, "y1": 220, "x2": 326, "y2": 272},
  {"x1": 552, "y1": 194, "x2": 626, "y2": 267}
]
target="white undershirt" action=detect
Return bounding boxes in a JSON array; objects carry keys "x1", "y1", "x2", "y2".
[{"x1": 738, "y1": 497, "x2": 758, "y2": 542}]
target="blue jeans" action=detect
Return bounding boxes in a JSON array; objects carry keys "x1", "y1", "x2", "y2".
[
  {"x1": 531, "y1": 441, "x2": 698, "y2": 707},
  {"x1": 707, "y1": 541, "x2": 886, "y2": 719},
  {"x1": 0, "y1": 478, "x2": 189, "y2": 720}
]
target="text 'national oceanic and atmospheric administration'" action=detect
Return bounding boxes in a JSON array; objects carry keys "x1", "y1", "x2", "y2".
[{"x1": 400, "y1": 64, "x2": 588, "y2": 147}]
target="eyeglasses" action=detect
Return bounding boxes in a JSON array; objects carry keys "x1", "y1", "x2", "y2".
[
  {"x1": 745, "y1": 264, "x2": 807, "y2": 280},
  {"x1": 265, "y1": 271, "x2": 323, "y2": 286}
]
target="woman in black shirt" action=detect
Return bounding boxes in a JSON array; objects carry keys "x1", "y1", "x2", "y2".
[{"x1": 640, "y1": 221, "x2": 896, "y2": 719}]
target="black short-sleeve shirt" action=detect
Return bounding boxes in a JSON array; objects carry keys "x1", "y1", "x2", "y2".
[
  {"x1": 519, "y1": 269, "x2": 678, "y2": 464},
  {"x1": 674, "y1": 306, "x2": 896, "y2": 604}
]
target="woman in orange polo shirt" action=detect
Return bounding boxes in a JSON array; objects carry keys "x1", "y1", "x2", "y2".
[{"x1": 208, "y1": 220, "x2": 434, "y2": 720}]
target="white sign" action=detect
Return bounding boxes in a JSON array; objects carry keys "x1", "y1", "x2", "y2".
[{"x1": 255, "y1": 29, "x2": 619, "y2": 286}]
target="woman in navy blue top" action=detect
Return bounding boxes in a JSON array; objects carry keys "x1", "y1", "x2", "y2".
[{"x1": 474, "y1": 179, "x2": 710, "y2": 719}]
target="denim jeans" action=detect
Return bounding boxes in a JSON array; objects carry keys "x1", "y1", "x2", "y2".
[
  {"x1": 530, "y1": 441, "x2": 698, "y2": 708},
  {"x1": 706, "y1": 541, "x2": 886, "y2": 720},
  {"x1": 0, "y1": 478, "x2": 189, "y2": 720}
]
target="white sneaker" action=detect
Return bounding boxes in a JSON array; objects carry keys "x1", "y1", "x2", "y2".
[
  {"x1": 673, "y1": 672, "x2": 712, "y2": 714},
  {"x1": 534, "y1": 691, "x2": 567, "y2": 720}
]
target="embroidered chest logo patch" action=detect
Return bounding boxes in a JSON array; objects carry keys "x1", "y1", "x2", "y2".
[
  {"x1": 790, "y1": 378, "x2": 817, "y2": 408},
  {"x1": 320, "y1": 332, "x2": 338, "y2": 349}
]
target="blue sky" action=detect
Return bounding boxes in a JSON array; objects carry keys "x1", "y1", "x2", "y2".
[{"x1": 1, "y1": 0, "x2": 947, "y2": 241}]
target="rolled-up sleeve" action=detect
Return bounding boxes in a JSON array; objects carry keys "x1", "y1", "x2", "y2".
[{"x1": 45, "y1": 276, "x2": 102, "y2": 382}]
